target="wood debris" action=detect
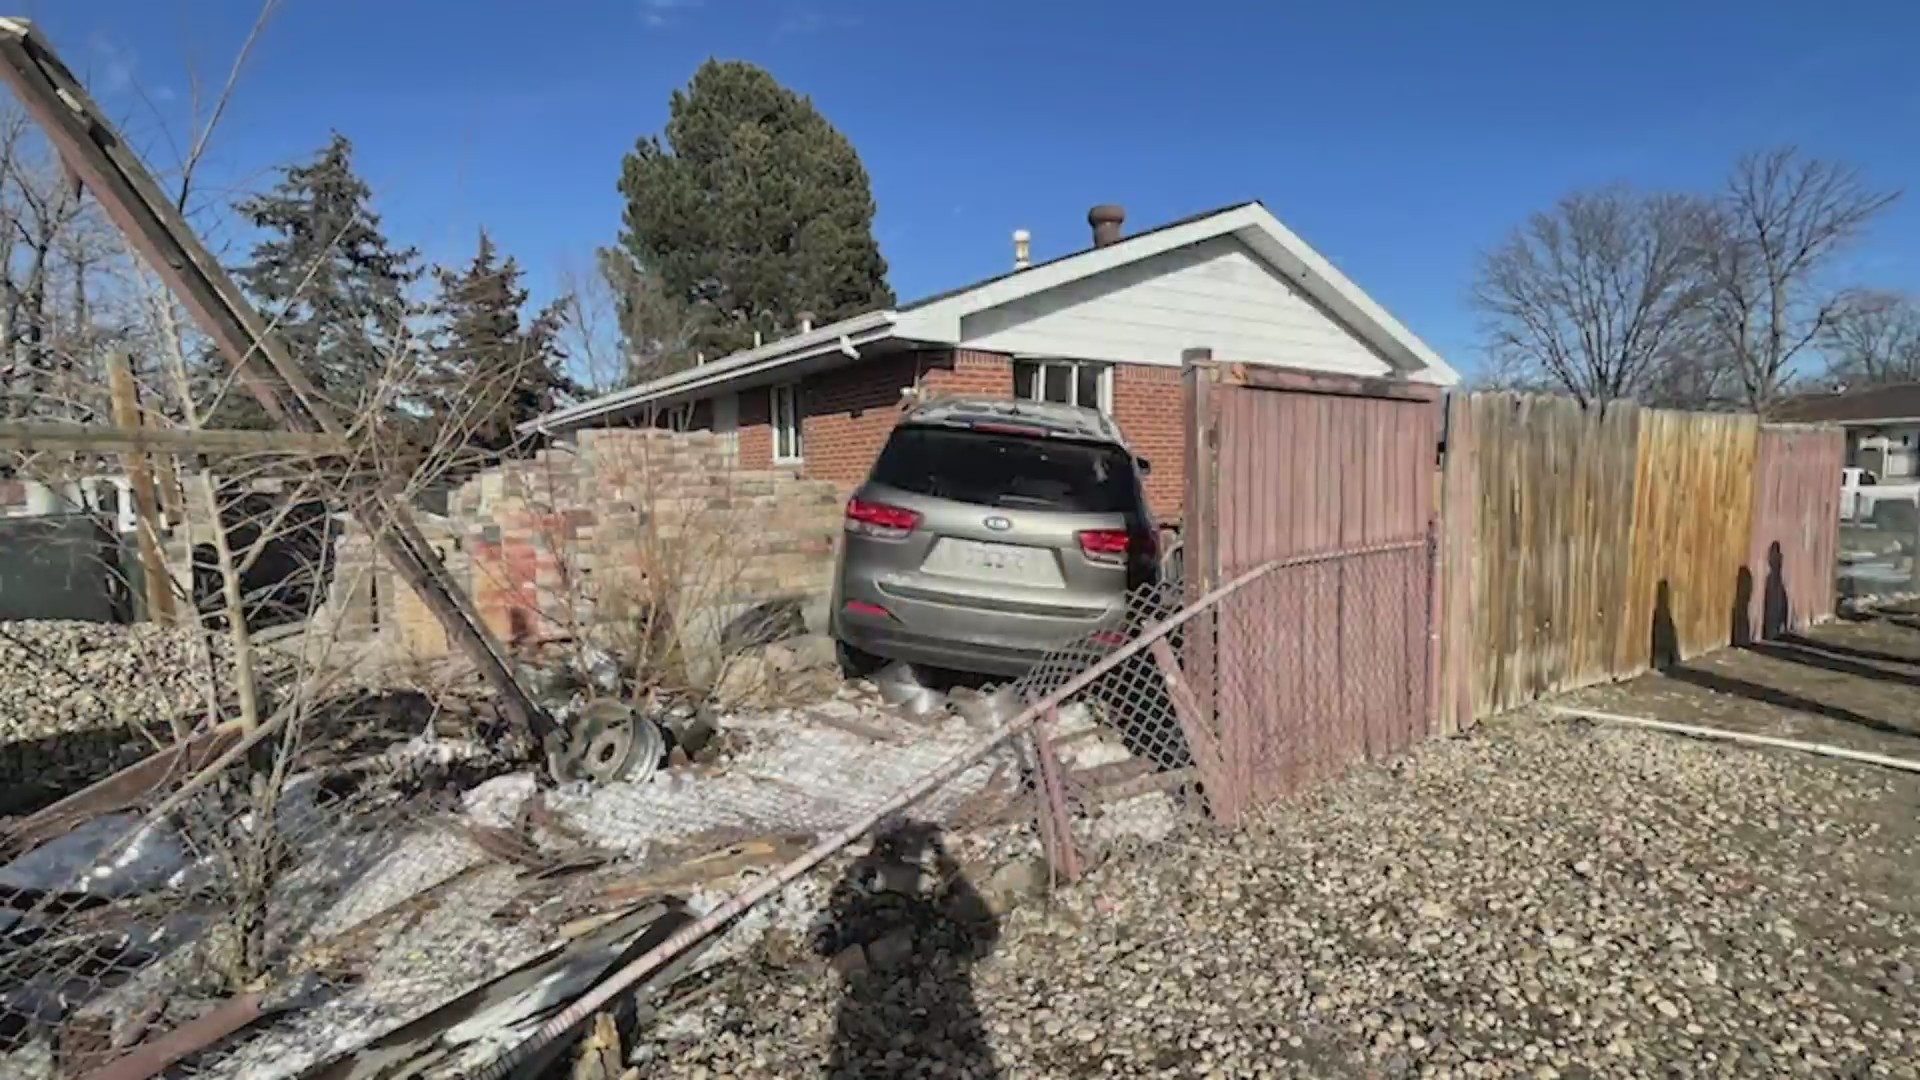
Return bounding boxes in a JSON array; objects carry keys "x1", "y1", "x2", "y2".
[{"x1": 567, "y1": 834, "x2": 813, "y2": 920}]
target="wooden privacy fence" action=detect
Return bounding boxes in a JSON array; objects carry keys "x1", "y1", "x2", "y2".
[
  {"x1": 1434, "y1": 393, "x2": 1843, "y2": 728},
  {"x1": 1180, "y1": 354, "x2": 1439, "y2": 820},
  {"x1": 1745, "y1": 426, "x2": 1843, "y2": 641}
]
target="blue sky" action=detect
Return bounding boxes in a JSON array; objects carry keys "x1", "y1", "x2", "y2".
[{"x1": 32, "y1": 0, "x2": 1920, "y2": 377}]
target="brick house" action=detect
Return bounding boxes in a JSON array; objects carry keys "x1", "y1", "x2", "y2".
[{"x1": 529, "y1": 202, "x2": 1459, "y2": 518}]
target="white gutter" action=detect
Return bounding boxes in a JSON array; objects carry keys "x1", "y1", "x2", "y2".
[{"x1": 526, "y1": 310, "x2": 898, "y2": 434}]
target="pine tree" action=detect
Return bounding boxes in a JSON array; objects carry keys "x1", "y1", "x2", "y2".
[
  {"x1": 427, "y1": 231, "x2": 572, "y2": 454},
  {"x1": 227, "y1": 133, "x2": 420, "y2": 426},
  {"x1": 616, "y1": 60, "x2": 893, "y2": 358}
]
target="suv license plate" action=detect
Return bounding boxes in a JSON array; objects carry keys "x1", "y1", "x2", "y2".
[{"x1": 962, "y1": 541, "x2": 1028, "y2": 572}]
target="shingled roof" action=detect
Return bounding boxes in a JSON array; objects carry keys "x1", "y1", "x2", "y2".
[{"x1": 1775, "y1": 383, "x2": 1920, "y2": 425}]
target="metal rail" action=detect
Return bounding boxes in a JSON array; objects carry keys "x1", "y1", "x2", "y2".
[{"x1": 0, "y1": 18, "x2": 550, "y2": 742}]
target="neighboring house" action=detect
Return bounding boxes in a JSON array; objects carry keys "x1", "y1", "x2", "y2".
[
  {"x1": 1776, "y1": 383, "x2": 1920, "y2": 480},
  {"x1": 528, "y1": 201, "x2": 1460, "y2": 516},
  {"x1": 0, "y1": 474, "x2": 135, "y2": 532}
]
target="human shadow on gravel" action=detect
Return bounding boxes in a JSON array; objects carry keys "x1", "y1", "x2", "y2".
[{"x1": 814, "y1": 820, "x2": 1002, "y2": 1079}]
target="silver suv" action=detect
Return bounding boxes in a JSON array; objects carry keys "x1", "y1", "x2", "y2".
[{"x1": 830, "y1": 397, "x2": 1162, "y2": 677}]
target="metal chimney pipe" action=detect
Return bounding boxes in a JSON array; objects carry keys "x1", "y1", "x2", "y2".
[
  {"x1": 1088, "y1": 204, "x2": 1125, "y2": 247},
  {"x1": 1013, "y1": 229, "x2": 1031, "y2": 269}
]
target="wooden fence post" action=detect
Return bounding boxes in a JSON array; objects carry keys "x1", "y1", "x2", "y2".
[
  {"x1": 1435, "y1": 392, "x2": 1475, "y2": 734},
  {"x1": 1178, "y1": 347, "x2": 1223, "y2": 807},
  {"x1": 1181, "y1": 348, "x2": 1218, "y2": 603},
  {"x1": 106, "y1": 352, "x2": 176, "y2": 624}
]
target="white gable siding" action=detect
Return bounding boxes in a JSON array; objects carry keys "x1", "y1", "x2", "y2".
[{"x1": 956, "y1": 236, "x2": 1394, "y2": 375}]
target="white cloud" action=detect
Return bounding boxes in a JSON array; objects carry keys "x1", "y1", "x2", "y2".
[
  {"x1": 777, "y1": 6, "x2": 860, "y2": 36},
  {"x1": 642, "y1": 0, "x2": 703, "y2": 28},
  {"x1": 89, "y1": 34, "x2": 135, "y2": 95}
]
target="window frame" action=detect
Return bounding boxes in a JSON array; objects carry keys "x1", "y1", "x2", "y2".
[
  {"x1": 1012, "y1": 358, "x2": 1113, "y2": 414},
  {"x1": 770, "y1": 382, "x2": 803, "y2": 464}
]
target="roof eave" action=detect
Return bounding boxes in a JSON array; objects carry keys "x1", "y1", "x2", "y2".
[
  {"x1": 525, "y1": 310, "x2": 899, "y2": 434},
  {"x1": 1827, "y1": 416, "x2": 1920, "y2": 427}
]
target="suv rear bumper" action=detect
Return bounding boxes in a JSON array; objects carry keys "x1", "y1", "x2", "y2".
[
  {"x1": 832, "y1": 582, "x2": 1121, "y2": 677},
  {"x1": 834, "y1": 616, "x2": 1045, "y2": 677}
]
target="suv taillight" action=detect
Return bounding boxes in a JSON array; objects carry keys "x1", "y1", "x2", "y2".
[
  {"x1": 1077, "y1": 528, "x2": 1130, "y2": 566},
  {"x1": 846, "y1": 497, "x2": 920, "y2": 540}
]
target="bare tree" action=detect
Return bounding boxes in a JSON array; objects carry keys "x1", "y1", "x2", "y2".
[
  {"x1": 561, "y1": 246, "x2": 707, "y2": 393},
  {"x1": 1819, "y1": 288, "x2": 1920, "y2": 387},
  {"x1": 1473, "y1": 186, "x2": 1713, "y2": 407},
  {"x1": 1696, "y1": 148, "x2": 1899, "y2": 415},
  {"x1": 0, "y1": 101, "x2": 125, "y2": 422}
]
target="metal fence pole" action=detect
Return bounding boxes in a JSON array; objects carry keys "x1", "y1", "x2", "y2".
[{"x1": 1032, "y1": 706, "x2": 1081, "y2": 882}]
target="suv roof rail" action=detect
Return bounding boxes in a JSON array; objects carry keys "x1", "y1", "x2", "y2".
[{"x1": 902, "y1": 395, "x2": 1127, "y2": 447}]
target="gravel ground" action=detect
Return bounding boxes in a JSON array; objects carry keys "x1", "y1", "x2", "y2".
[
  {"x1": 0, "y1": 620, "x2": 220, "y2": 733},
  {"x1": 642, "y1": 717, "x2": 1920, "y2": 1079},
  {"x1": 0, "y1": 620, "x2": 289, "y2": 812}
]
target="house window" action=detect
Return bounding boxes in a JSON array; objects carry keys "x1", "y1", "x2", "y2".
[
  {"x1": 1012, "y1": 359, "x2": 1112, "y2": 413},
  {"x1": 771, "y1": 382, "x2": 803, "y2": 463}
]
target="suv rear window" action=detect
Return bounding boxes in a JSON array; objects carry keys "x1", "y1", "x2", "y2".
[{"x1": 869, "y1": 426, "x2": 1137, "y2": 513}]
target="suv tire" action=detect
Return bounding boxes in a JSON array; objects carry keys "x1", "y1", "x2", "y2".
[{"x1": 836, "y1": 638, "x2": 886, "y2": 680}]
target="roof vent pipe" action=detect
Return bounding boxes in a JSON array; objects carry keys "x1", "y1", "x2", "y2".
[
  {"x1": 1013, "y1": 229, "x2": 1031, "y2": 270},
  {"x1": 798, "y1": 312, "x2": 814, "y2": 334},
  {"x1": 1088, "y1": 204, "x2": 1125, "y2": 247}
]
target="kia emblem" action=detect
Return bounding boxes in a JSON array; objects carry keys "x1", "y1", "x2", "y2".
[{"x1": 984, "y1": 515, "x2": 1012, "y2": 531}]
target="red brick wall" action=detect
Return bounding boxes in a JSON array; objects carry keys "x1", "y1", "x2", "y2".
[
  {"x1": 924, "y1": 349, "x2": 1018, "y2": 397},
  {"x1": 798, "y1": 352, "x2": 930, "y2": 489},
  {"x1": 1110, "y1": 363, "x2": 1185, "y2": 518},
  {"x1": 679, "y1": 349, "x2": 1185, "y2": 516},
  {"x1": 737, "y1": 387, "x2": 772, "y2": 469},
  {"x1": 799, "y1": 348, "x2": 1020, "y2": 489}
]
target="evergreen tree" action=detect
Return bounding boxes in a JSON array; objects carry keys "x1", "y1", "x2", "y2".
[
  {"x1": 616, "y1": 60, "x2": 893, "y2": 358},
  {"x1": 427, "y1": 231, "x2": 572, "y2": 453},
  {"x1": 228, "y1": 133, "x2": 420, "y2": 426}
]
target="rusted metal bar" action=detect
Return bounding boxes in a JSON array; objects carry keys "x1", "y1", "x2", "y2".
[
  {"x1": 1030, "y1": 708, "x2": 1080, "y2": 882},
  {"x1": 0, "y1": 723, "x2": 243, "y2": 860},
  {"x1": 0, "y1": 20, "x2": 549, "y2": 744},
  {"x1": 1149, "y1": 637, "x2": 1234, "y2": 822},
  {"x1": 73, "y1": 975, "x2": 316, "y2": 1080}
]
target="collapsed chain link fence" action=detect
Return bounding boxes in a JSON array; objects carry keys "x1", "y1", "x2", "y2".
[{"x1": 0, "y1": 535, "x2": 1434, "y2": 1080}]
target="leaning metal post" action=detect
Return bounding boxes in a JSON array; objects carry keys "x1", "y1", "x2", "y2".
[{"x1": 0, "y1": 19, "x2": 551, "y2": 743}]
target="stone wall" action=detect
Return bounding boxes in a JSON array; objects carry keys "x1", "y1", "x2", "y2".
[{"x1": 324, "y1": 428, "x2": 845, "y2": 664}]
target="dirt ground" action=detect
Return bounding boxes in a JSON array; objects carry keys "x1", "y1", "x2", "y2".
[{"x1": 1566, "y1": 599, "x2": 1920, "y2": 764}]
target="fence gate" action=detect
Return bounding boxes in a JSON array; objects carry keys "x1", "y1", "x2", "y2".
[{"x1": 1180, "y1": 352, "x2": 1440, "y2": 821}]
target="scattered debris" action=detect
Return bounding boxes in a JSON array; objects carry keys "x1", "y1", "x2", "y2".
[
  {"x1": 572, "y1": 835, "x2": 815, "y2": 921},
  {"x1": 875, "y1": 661, "x2": 947, "y2": 720}
]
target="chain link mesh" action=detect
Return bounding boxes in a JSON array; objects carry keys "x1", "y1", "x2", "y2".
[{"x1": 1, "y1": 535, "x2": 1432, "y2": 1080}]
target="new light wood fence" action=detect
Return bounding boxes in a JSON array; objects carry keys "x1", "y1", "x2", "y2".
[{"x1": 1435, "y1": 393, "x2": 1842, "y2": 729}]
